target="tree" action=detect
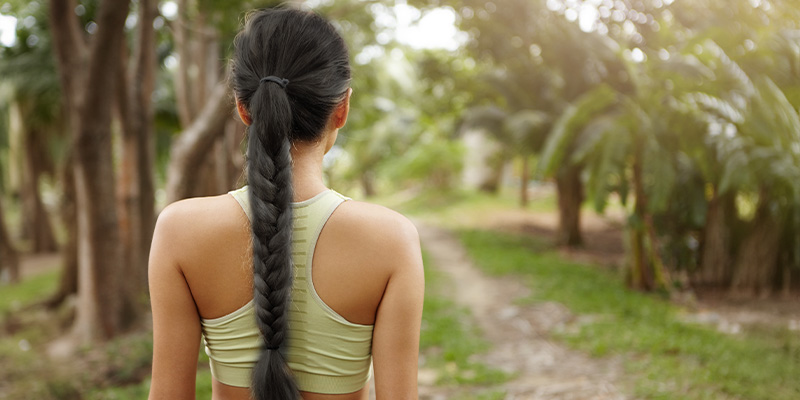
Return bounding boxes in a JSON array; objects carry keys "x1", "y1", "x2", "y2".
[
  {"x1": 537, "y1": 0, "x2": 800, "y2": 293},
  {"x1": 0, "y1": 3, "x2": 63, "y2": 255},
  {"x1": 49, "y1": 0, "x2": 132, "y2": 342},
  {"x1": 0, "y1": 195, "x2": 19, "y2": 283},
  {"x1": 165, "y1": 80, "x2": 234, "y2": 202},
  {"x1": 421, "y1": 0, "x2": 633, "y2": 247},
  {"x1": 114, "y1": 0, "x2": 159, "y2": 320},
  {"x1": 163, "y1": 0, "x2": 298, "y2": 203},
  {"x1": 709, "y1": 78, "x2": 800, "y2": 296}
]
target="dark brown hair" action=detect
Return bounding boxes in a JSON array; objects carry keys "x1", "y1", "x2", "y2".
[{"x1": 230, "y1": 7, "x2": 350, "y2": 400}]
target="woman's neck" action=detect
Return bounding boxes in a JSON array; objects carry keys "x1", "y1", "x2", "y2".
[{"x1": 290, "y1": 139, "x2": 328, "y2": 202}]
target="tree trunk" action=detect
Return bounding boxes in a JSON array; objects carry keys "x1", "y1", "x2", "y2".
[
  {"x1": 520, "y1": 155, "x2": 530, "y2": 207},
  {"x1": 45, "y1": 152, "x2": 78, "y2": 308},
  {"x1": 730, "y1": 191, "x2": 782, "y2": 297},
  {"x1": 166, "y1": 2, "x2": 229, "y2": 203},
  {"x1": 644, "y1": 212, "x2": 671, "y2": 290},
  {"x1": 555, "y1": 164, "x2": 583, "y2": 247},
  {"x1": 480, "y1": 155, "x2": 505, "y2": 194},
  {"x1": 115, "y1": 39, "x2": 141, "y2": 326},
  {"x1": 21, "y1": 127, "x2": 59, "y2": 253},
  {"x1": 0, "y1": 196, "x2": 20, "y2": 283},
  {"x1": 629, "y1": 144, "x2": 653, "y2": 291},
  {"x1": 165, "y1": 82, "x2": 233, "y2": 203},
  {"x1": 361, "y1": 170, "x2": 376, "y2": 198},
  {"x1": 10, "y1": 100, "x2": 58, "y2": 254},
  {"x1": 47, "y1": 0, "x2": 85, "y2": 309},
  {"x1": 136, "y1": 19, "x2": 157, "y2": 306},
  {"x1": 696, "y1": 190, "x2": 734, "y2": 287},
  {"x1": 173, "y1": 0, "x2": 195, "y2": 129},
  {"x1": 50, "y1": 0, "x2": 131, "y2": 343},
  {"x1": 114, "y1": 0, "x2": 157, "y2": 328},
  {"x1": 192, "y1": 148, "x2": 221, "y2": 198},
  {"x1": 224, "y1": 117, "x2": 247, "y2": 188}
]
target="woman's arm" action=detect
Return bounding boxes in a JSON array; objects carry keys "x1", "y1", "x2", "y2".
[
  {"x1": 148, "y1": 205, "x2": 202, "y2": 400},
  {"x1": 371, "y1": 217, "x2": 425, "y2": 399}
]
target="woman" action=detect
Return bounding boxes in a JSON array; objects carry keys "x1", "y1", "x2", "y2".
[{"x1": 147, "y1": 8, "x2": 424, "y2": 400}]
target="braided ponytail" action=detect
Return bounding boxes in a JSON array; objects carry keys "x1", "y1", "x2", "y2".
[
  {"x1": 230, "y1": 7, "x2": 351, "y2": 399},
  {"x1": 247, "y1": 81, "x2": 298, "y2": 399}
]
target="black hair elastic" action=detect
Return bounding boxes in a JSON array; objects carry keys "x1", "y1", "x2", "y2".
[{"x1": 260, "y1": 76, "x2": 289, "y2": 89}]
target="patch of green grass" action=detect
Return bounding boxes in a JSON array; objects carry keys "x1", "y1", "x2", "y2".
[
  {"x1": 380, "y1": 187, "x2": 556, "y2": 227},
  {"x1": 458, "y1": 229, "x2": 800, "y2": 400},
  {"x1": 0, "y1": 269, "x2": 59, "y2": 317},
  {"x1": 419, "y1": 252, "x2": 511, "y2": 386}
]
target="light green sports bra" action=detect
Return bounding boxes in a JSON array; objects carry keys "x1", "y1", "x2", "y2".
[{"x1": 200, "y1": 186, "x2": 374, "y2": 393}]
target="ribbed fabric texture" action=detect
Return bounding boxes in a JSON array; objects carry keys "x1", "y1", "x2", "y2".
[{"x1": 200, "y1": 186, "x2": 373, "y2": 393}]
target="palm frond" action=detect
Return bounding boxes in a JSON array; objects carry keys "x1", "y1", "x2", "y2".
[
  {"x1": 504, "y1": 109, "x2": 549, "y2": 152},
  {"x1": 537, "y1": 84, "x2": 618, "y2": 177}
]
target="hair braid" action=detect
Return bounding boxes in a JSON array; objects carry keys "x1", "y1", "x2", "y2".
[
  {"x1": 247, "y1": 121, "x2": 298, "y2": 400},
  {"x1": 230, "y1": 7, "x2": 352, "y2": 399}
]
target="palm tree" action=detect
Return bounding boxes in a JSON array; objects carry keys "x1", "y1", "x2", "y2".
[{"x1": 700, "y1": 77, "x2": 800, "y2": 296}]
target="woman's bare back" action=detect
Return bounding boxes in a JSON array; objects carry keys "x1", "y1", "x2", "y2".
[{"x1": 149, "y1": 191, "x2": 422, "y2": 400}]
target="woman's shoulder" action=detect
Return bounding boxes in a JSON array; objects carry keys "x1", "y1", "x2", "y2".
[
  {"x1": 326, "y1": 199, "x2": 421, "y2": 272},
  {"x1": 336, "y1": 199, "x2": 417, "y2": 241},
  {"x1": 157, "y1": 193, "x2": 244, "y2": 230},
  {"x1": 153, "y1": 193, "x2": 247, "y2": 264}
]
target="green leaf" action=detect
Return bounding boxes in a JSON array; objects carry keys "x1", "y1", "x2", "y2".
[{"x1": 537, "y1": 84, "x2": 618, "y2": 177}]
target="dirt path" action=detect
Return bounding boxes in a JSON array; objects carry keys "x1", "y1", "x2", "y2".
[{"x1": 415, "y1": 221, "x2": 628, "y2": 400}]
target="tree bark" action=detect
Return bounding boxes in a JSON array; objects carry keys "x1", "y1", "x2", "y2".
[
  {"x1": 629, "y1": 144, "x2": 653, "y2": 291},
  {"x1": 0, "y1": 196, "x2": 20, "y2": 283},
  {"x1": 9, "y1": 100, "x2": 58, "y2": 254},
  {"x1": 114, "y1": 0, "x2": 157, "y2": 328},
  {"x1": 730, "y1": 190, "x2": 782, "y2": 297},
  {"x1": 45, "y1": 152, "x2": 78, "y2": 308},
  {"x1": 696, "y1": 190, "x2": 734, "y2": 287},
  {"x1": 49, "y1": 0, "x2": 88, "y2": 121},
  {"x1": 224, "y1": 117, "x2": 247, "y2": 188},
  {"x1": 361, "y1": 170, "x2": 376, "y2": 198},
  {"x1": 21, "y1": 126, "x2": 59, "y2": 253},
  {"x1": 172, "y1": 2, "x2": 220, "y2": 127},
  {"x1": 520, "y1": 155, "x2": 530, "y2": 207},
  {"x1": 47, "y1": 0, "x2": 84, "y2": 308},
  {"x1": 173, "y1": 0, "x2": 195, "y2": 128},
  {"x1": 168, "y1": 2, "x2": 230, "y2": 201},
  {"x1": 555, "y1": 164, "x2": 584, "y2": 247},
  {"x1": 50, "y1": 0, "x2": 132, "y2": 343},
  {"x1": 135, "y1": 0, "x2": 158, "y2": 300},
  {"x1": 165, "y1": 82, "x2": 233, "y2": 203}
]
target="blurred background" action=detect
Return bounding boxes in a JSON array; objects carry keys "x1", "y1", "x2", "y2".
[{"x1": 0, "y1": 0, "x2": 798, "y2": 399}]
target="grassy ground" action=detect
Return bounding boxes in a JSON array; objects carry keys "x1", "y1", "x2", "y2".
[
  {"x1": 458, "y1": 228, "x2": 800, "y2": 400},
  {"x1": 0, "y1": 268, "x2": 59, "y2": 317},
  {"x1": 374, "y1": 186, "x2": 555, "y2": 228}
]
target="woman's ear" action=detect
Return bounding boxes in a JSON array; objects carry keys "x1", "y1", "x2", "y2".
[
  {"x1": 236, "y1": 99, "x2": 251, "y2": 126},
  {"x1": 331, "y1": 88, "x2": 351, "y2": 129}
]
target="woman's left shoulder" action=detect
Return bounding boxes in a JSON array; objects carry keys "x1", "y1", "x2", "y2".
[
  {"x1": 152, "y1": 193, "x2": 247, "y2": 264},
  {"x1": 334, "y1": 200, "x2": 418, "y2": 246},
  {"x1": 326, "y1": 199, "x2": 421, "y2": 275}
]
